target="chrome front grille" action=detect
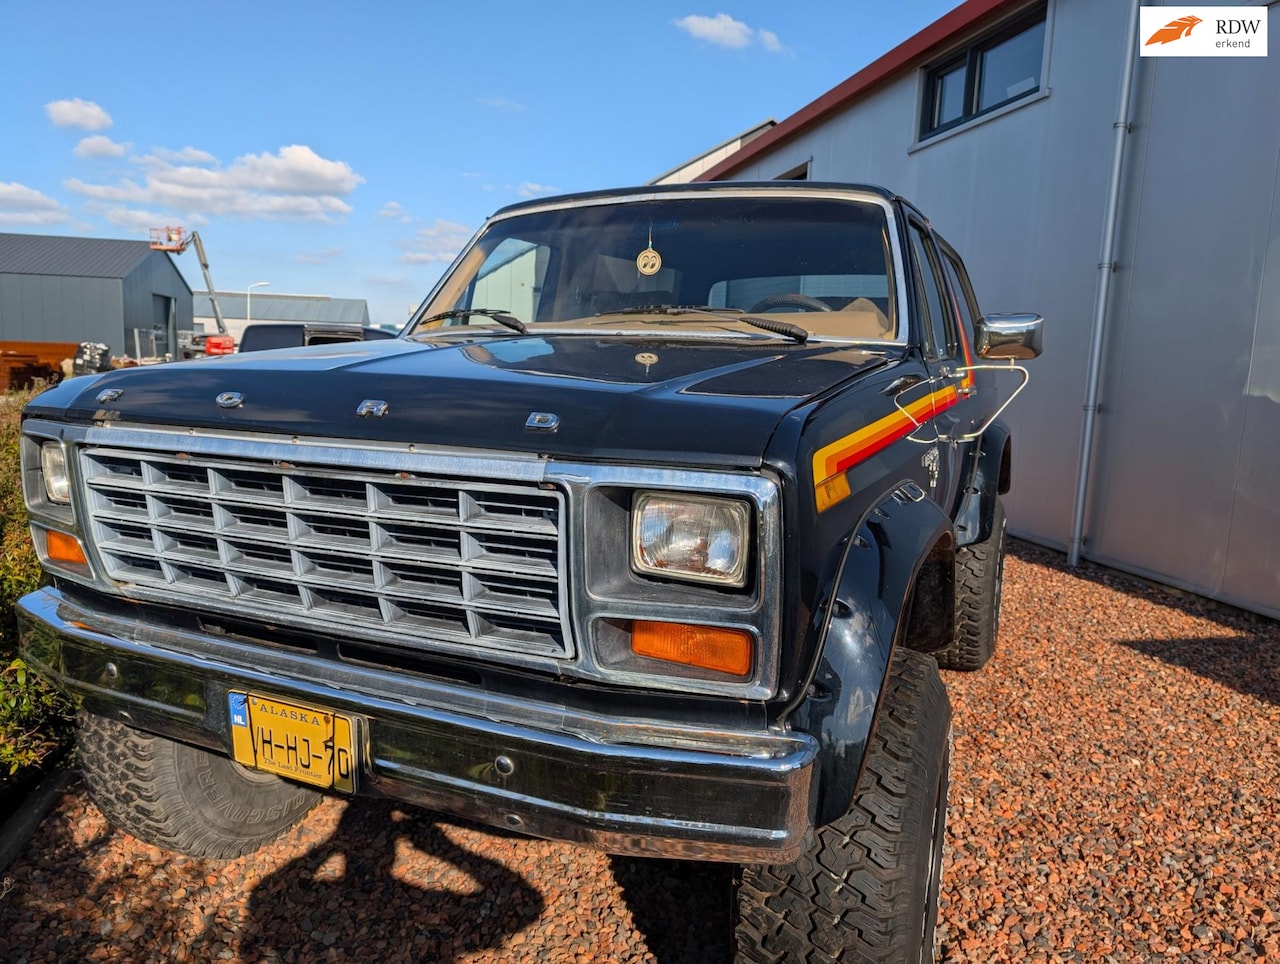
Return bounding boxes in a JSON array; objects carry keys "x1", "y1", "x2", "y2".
[{"x1": 79, "y1": 446, "x2": 569, "y2": 660}]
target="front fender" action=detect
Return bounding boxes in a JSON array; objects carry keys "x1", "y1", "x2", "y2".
[
  {"x1": 953, "y1": 421, "x2": 1011, "y2": 547},
  {"x1": 789, "y1": 484, "x2": 953, "y2": 826}
]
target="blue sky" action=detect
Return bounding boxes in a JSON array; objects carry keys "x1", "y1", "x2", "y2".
[{"x1": 0, "y1": 1, "x2": 958, "y2": 327}]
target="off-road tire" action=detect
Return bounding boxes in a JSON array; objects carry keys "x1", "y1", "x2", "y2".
[
  {"x1": 734, "y1": 649, "x2": 952, "y2": 963},
  {"x1": 935, "y1": 495, "x2": 1006, "y2": 671},
  {"x1": 76, "y1": 710, "x2": 321, "y2": 859}
]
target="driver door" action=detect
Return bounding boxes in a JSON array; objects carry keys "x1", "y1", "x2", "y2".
[{"x1": 904, "y1": 217, "x2": 973, "y2": 513}]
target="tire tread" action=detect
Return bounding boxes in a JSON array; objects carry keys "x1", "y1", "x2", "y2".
[
  {"x1": 77, "y1": 711, "x2": 320, "y2": 860},
  {"x1": 935, "y1": 497, "x2": 1006, "y2": 672},
  {"x1": 735, "y1": 650, "x2": 951, "y2": 963}
]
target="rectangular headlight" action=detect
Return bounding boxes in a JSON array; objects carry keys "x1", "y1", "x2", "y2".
[
  {"x1": 631, "y1": 492, "x2": 750, "y2": 587},
  {"x1": 40, "y1": 442, "x2": 71, "y2": 504}
]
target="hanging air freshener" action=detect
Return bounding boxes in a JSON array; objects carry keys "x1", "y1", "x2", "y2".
[{"x1": 636, "y1": 225, "x2": 662, "y2": 276}]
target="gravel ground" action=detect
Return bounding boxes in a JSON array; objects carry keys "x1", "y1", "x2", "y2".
[{"x1": 1, "y1": 542, "x2": 1277, "y2": 963}]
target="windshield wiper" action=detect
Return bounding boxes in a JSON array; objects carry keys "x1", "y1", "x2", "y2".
[
  {"x1": 737, "y1": 314, "x2": 809, "y2": 344},
  {"x1": 416, "y1": 308, "x2": 527, "y2": 334},
  {"x1": 597, "y1": 304, "x2": 808, "y2": 344}
]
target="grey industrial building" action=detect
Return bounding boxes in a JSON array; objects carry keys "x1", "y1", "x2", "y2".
[
  {"x1": 696, "y1": 0, "x2": 1279, "y2": 619},
  {"x1": 0, "y1": 233, "x2": 192, "y2": 357},
  {"x1": 194, "y1": 291, "x2": 372, "y2": 343}
]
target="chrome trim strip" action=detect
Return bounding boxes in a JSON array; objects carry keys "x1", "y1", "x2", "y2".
[
  {"x1": 77, "y1": 441, "x2": 571, "y2": 664},
  {"x1": 29, "y1": 421, "x2": 783, "y2": 698},
  {"x1": 19, "y1": 588, "x2": 817, "y2": 862},
  {"x1": 76, "y1": 422, "x2": 552, "y2": 483}
]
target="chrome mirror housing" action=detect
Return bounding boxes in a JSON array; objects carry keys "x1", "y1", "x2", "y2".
[{"x1": 975, "y1": 313, "x2": 1044, "y2": 359}]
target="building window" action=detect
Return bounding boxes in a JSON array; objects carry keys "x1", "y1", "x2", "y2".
[{"x1": 921, "y1": 5, "x2": 1047, "y2": 139}]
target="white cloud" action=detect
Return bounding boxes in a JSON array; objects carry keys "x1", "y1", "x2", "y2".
[
  {"x1": 74, "y1": 135, "x2": 129, "y2": 158},
  {"x1": 402, "y1": 219, "x2": 474, "y2": 264},
  {"x1": 758, "y1": 29, "x2": 785, "y2": 53},
  {"x1": 674, "y1": 14, "x2": 786, "y2": 52},
  {"x1": 0, "y1": 182, "x2": 71, "y2": 225},
  {"x1": 146, "y1": 146, "x2": 218, "y2": 165},
  {"x1": 65, "y1": 144, "x2": 365, "y2": 222},
  {"x1": 45, "y1": 98, "x2": 113, "y2": 130},
  {"x1": 675, "y1": 13, "x2": 752, "y2": 48},
  {"x1": 222, "y1": 145, "x2": 363, "y2": 195},
  {"x1": 93, "y1": 204, "x2": 189, "y2": 233},
  {"x1": 378, "y1": 201, "x2": 412, "y2": 222},
  {"x1": 517, "y1": 182, "x2": 559, "y2": 198}
]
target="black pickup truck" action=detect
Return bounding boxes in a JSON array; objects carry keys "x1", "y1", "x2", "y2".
[
  {"x1": 18, "y1": 183, "x2": 1041, "y2": 961},
  {"x1": 237, "y1": 323, "x2": 395, "y2": 353}
]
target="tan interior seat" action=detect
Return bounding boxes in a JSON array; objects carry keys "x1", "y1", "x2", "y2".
[{"x1": 771, "y1": 296, "x2": 893, "y2": 339}]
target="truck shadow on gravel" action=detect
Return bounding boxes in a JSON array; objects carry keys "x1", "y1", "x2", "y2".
[
  {"x1": 1118, "y1": 634, "x2": 1279, "y2": 708},
  {"x1": 1010, "y1": 541, "x2": 1280, "y2": 708},
  {"x1": 221, "y1": 799, "x2": 547, "y2": 962},
  {"x1": 609, "y1": 856, "x2": 734, "y2": 964}
]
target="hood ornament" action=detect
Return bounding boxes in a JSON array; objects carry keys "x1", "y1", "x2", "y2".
[
  {"x1": 525, "y1": 412, "x2": 559, "y2": 433},
  {"x1": 356, "y1": 399, "x2": 389, "y2": 418},
  {"x1": 96, "y1": 388, "x2": 125, "y2": 404},
  {"x1": 216, "y1": 392, "x2": 244, "y2": 409}
]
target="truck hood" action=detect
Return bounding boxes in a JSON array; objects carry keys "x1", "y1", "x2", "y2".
[{"x1": 32, "y1": 335, "x2": 892, "y2": 468}]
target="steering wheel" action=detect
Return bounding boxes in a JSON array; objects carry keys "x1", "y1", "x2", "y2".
[{"x1": 748, "y1": 293, "x2": 833, "y2": 313}]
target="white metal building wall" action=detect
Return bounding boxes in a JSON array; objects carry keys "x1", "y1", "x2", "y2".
[
  {"x1": 1088, "y1": 30, "x2": 1280, "y2": 616},
  {"x1": 716, "y1": 0, "x2": 1280, "y2": 618}
]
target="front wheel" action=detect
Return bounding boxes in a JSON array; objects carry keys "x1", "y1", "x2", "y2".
[
  {"x1": 734, "y1": 649, "x2": 952, "y2": 962},
  {"x1": 77, "y1": 711, "x2": 321, "y2": 860}
]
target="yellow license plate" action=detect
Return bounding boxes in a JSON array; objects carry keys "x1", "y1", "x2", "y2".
[{"x1": 227, "y1": 692, "x2": 357, "y2": 793}]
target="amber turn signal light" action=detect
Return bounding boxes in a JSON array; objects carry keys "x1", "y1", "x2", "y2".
[
  {"x1": 46, "y1": 530, "x2": 88, "y2": 567},
  {"x1": 630, "y1": 620, "x2": 753, "y2": 676}
]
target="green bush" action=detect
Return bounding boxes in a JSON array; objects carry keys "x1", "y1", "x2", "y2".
[
  {"x1": 0, "y1": 657, "x2": 72, "y2": 776},
  {"x1": 0, "y1": 385, "x2": 72, "y2": 776}
]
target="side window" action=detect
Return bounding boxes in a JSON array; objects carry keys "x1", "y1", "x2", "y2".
[
  {"x1": 907, "y1": 223, "x2": 958, "y2": 359},
  {"x1": 920, "y1": 5, "x2": 1047, "y2": 138},
  {"x1": 939, "y1": 247, "x2": 982, "y2": 348}
]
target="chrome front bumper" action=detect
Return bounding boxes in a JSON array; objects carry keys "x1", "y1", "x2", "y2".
[{"x1": 18, "y1": 588, "x2": 818, "y2": 863}]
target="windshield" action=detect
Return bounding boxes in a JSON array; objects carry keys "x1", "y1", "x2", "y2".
[{"x1": 412, "y1": 194, "x2": 898, "y2": 341}]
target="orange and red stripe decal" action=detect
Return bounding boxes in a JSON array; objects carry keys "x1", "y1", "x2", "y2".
[
  {"x1": 812, "y1": 383, "x2": 962, "y2": 511},
  {"x1": 813, "y1": 320, "x2": 977, "y2": 511}
]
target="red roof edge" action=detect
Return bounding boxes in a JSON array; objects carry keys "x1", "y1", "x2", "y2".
[{"x1": 697, "y1": 0, "x2": 1021, "y2": 181}]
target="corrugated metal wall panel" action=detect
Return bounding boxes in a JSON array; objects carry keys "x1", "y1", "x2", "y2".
[
  {"x1": 0, "y1": 274, "x2": 122, "y2": 346},
  {"x1": 0, "y1": 240, "x2": 186, "y2": 354},
  {"x1": 0, "y1": 233, "x2": 153, "y2": 278},
  {"x1": 120, "y1": 253, "x2": 193, "y2": 357},
  {"x1": 1085, "y1": 50, "x2": 1280, "y2": 602},
  {"x1": 193, "y1": 292, "x2": 370, "y2": 325},
  {"x1": 1221, "y1": 190, "x2": 1280, "y2": 618}
]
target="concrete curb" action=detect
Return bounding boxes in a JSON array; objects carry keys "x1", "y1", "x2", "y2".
[{"x1": 0, "y1": 765, "x2": 77, "y2": 874}]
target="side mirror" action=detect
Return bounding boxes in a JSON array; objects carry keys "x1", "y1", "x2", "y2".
[{"x1": 975, "y1": 313, "x2": 1044, "y2": 360}]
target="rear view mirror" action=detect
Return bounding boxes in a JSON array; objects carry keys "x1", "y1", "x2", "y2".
[{"x1": 975, "y1": 313, "x2": 1044, "y2": 360}]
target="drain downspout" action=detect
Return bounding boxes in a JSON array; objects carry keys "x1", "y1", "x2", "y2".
[{"x1": 1067, "y1": 0, "x2": 1142, "y2": 567}]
